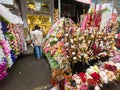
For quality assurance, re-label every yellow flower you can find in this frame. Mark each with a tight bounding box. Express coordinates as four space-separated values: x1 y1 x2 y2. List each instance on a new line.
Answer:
93 65 99 73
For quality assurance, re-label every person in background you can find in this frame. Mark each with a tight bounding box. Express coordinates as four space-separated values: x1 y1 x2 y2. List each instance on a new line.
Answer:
31 25 43 59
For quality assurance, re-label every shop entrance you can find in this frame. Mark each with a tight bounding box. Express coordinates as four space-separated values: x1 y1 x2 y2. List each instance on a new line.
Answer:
27 15 51 37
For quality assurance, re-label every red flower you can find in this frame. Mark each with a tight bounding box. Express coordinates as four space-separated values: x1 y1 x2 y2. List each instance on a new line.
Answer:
91 72 100 83
78 72 86 83
87 79 96 86
104 64 117 74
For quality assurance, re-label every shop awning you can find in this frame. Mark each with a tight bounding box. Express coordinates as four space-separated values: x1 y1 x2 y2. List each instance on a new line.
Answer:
75 0 92 4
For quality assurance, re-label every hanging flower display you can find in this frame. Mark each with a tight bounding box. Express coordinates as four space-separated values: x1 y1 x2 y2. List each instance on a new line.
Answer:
0 39 10 56
0 4 25 81
7 24 20 56
0 58 8 80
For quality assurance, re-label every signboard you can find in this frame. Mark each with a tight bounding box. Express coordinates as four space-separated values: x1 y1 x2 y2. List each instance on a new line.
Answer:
75 0 92 4
0 0 14 5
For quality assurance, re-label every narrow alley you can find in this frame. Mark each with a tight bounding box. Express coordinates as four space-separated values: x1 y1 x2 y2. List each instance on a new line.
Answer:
0 46 52 90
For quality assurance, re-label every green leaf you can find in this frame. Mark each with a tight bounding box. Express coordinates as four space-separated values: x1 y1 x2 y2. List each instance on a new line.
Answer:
50 41 57 45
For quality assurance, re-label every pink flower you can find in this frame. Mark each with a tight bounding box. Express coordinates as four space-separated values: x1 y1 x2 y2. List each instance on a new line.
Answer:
43 48 50 53
110 55 120 63
80 84 88 90
0 40 10 56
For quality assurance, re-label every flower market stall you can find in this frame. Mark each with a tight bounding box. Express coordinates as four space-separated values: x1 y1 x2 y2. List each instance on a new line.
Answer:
0 4 26 80
43 1 120 89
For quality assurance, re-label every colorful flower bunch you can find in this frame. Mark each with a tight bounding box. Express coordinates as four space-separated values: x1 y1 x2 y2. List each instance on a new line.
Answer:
65 59 120 90
0 58 8 80
109 54 120 63
43 17 119 86
43 18 75 84
7 24 20 56
0 28 4 39
63 21 118 64
0 38 8 79
0 39 10 56
6 24 26 55
115 33 120 49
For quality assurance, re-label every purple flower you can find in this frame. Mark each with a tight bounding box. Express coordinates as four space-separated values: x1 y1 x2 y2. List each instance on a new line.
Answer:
110 55 120 63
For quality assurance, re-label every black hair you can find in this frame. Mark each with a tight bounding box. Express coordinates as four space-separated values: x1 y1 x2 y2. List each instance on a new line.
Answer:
35 25 40 30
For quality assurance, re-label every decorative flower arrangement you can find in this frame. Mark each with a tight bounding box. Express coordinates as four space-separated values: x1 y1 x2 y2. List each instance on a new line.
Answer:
1 21 8 35
109 54 120 63
0 39 10 56
7 24 20 56
42 2 120 90
0 29 4 40
0 48 5 59
43 16 119 86
65 60 120 90
0 12 25 80
10 50 17 63
115 33 120 49
63 21 118 64
43 18 75 84
0 58 8 80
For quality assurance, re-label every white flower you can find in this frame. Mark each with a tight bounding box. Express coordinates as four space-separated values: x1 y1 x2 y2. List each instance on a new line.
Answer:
64 42 69 46
53 37 58 41
72 52 76 55
0 48 5 61
66 56 69 58
71 45 75 48
66 48 69 51
99 71 108 84
70 39 74 43
76 79 81 84
94 85 101 90
73 57 77 60
65 33 69 36
115 63 120 70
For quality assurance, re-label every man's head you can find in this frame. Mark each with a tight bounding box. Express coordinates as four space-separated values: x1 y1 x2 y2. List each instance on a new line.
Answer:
35 25 40 30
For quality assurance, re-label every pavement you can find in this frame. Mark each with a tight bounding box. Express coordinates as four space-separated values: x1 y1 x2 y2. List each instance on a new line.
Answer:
0 46 52 90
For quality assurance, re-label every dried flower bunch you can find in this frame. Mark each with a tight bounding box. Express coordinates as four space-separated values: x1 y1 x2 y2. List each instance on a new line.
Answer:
64 22 119 64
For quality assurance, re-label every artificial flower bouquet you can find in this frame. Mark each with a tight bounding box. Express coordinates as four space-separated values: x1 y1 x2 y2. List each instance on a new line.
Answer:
65 58 120 90
43 17 120 87
115 33 120 49
0 58 8 80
